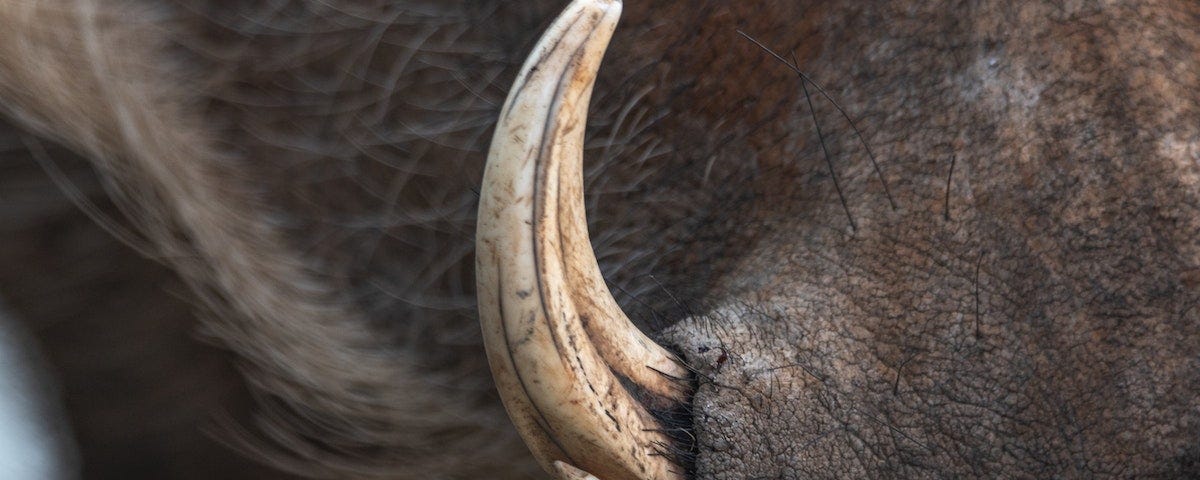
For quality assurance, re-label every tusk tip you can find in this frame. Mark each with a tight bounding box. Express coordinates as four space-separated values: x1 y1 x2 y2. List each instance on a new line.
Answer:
552 461 602 480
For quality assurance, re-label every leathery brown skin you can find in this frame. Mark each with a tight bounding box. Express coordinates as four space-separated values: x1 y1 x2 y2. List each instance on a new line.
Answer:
3 0 1199 477
476 0 690 479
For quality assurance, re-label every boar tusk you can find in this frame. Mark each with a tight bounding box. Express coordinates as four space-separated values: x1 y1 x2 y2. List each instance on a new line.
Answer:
553 461 603 480
475 0 689 479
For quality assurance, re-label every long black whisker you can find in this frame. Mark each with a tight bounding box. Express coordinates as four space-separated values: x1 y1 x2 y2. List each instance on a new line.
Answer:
798 64 857 231
944 154 956 222
611 282 666 327
648 274 694 318
738 30 897 211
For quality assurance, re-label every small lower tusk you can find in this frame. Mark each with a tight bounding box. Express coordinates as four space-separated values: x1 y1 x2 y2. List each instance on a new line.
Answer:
553 461 602 480
475 0 689 479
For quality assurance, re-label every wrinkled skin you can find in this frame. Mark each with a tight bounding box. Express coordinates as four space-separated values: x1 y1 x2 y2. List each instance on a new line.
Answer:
0 0 1197 479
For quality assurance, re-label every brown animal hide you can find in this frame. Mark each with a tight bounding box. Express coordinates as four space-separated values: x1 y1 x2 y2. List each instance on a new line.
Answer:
0 0 1198 479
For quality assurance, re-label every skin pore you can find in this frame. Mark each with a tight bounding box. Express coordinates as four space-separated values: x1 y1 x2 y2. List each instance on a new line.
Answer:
635 1 1200 477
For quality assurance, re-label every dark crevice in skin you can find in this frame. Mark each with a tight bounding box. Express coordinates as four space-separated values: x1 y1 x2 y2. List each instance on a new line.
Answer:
628 1 1200 477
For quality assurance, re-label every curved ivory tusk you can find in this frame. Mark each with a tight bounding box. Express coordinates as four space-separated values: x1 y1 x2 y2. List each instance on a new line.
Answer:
476 0 689 479
553 461 602 480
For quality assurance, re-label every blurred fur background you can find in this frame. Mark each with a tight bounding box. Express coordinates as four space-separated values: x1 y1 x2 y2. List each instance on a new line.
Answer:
0 1 727 478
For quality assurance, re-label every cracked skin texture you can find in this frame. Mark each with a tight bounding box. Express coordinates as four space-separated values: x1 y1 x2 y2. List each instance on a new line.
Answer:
593 0 1200 478
1 0 1197 477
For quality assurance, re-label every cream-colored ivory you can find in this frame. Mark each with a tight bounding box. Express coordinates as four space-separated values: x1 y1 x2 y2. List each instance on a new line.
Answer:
553 461 603 480
475 0 689 478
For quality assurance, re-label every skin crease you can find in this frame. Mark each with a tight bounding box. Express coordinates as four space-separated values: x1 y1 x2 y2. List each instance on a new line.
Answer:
644 1 1200 477
0 0 1197 479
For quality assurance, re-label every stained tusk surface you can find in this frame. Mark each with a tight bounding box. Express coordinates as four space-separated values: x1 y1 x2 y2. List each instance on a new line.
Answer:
553 461 603 480
475 0 689 479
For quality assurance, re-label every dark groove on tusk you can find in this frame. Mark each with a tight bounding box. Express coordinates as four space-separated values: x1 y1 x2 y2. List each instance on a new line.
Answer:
479 1 686 476
504 10 589 124
606 410 620 431
496 265 577 467
529 15 602 366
